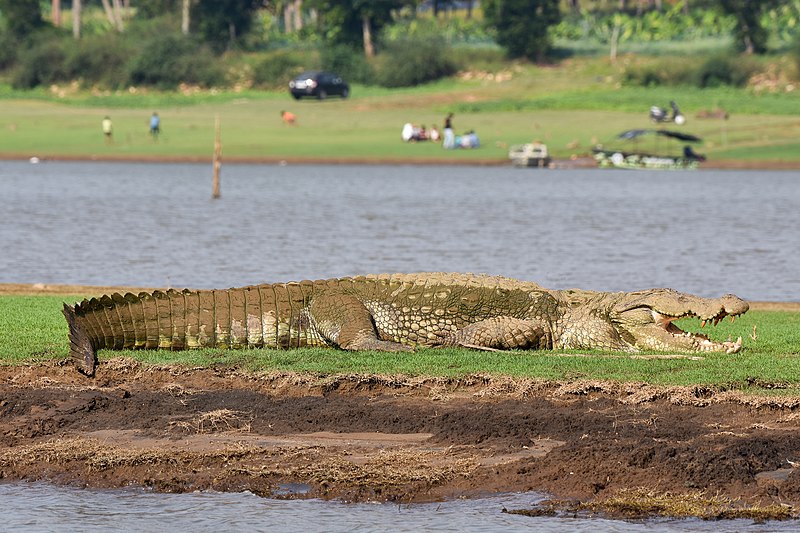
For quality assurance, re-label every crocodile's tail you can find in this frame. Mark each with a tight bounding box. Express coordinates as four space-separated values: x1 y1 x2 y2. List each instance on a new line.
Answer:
63 303 98 377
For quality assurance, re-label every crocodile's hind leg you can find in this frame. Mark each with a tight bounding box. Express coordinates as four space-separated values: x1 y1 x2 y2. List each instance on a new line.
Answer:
308 294 413 351
440 317 551 351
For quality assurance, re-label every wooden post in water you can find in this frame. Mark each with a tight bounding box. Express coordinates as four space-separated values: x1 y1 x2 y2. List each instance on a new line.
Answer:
212 115 222 199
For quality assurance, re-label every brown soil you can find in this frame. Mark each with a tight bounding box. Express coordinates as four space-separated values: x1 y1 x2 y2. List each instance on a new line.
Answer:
4 283 800 517
3 361 800 516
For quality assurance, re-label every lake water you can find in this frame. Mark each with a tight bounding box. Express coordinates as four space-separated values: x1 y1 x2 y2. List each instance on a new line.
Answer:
1 161 798 301
1 160 799 530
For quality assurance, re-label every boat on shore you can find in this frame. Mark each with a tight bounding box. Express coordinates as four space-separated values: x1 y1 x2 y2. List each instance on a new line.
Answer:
508 142 552 168
593 129 705 170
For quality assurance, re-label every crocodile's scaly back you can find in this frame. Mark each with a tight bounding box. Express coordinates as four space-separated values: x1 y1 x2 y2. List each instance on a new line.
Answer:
63 273 556 376
64 273 749 377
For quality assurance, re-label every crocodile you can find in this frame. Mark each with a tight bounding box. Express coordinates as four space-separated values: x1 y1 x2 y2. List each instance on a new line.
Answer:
63 272 748 376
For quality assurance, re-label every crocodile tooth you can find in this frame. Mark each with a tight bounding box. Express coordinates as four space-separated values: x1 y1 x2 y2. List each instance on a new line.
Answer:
701 320 707 328
726 337 743 354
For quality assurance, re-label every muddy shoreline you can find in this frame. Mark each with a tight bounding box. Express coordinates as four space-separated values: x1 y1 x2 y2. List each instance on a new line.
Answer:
3 361 800 518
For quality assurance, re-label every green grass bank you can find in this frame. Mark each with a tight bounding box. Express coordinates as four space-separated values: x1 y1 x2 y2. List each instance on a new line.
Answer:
3 293 799 393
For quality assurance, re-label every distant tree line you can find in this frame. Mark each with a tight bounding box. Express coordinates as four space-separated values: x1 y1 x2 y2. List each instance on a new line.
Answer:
0 0 797 90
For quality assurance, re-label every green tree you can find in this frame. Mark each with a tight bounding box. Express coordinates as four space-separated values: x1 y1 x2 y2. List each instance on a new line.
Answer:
308 0 414 57
191 0 261 51
483 0 561 62
135 0 182 19
715 0 782 54
0 0 46 38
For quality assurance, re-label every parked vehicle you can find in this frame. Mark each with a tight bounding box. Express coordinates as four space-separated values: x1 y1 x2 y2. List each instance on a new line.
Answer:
650 100 686 125
289 71 349 100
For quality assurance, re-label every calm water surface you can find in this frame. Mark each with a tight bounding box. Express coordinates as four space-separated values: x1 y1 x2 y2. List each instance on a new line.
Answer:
1 483 796 533
1 161 798 301
1 161 799 530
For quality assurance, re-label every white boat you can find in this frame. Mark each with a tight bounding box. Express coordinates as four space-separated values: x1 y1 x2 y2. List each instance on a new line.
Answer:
509 143 551 168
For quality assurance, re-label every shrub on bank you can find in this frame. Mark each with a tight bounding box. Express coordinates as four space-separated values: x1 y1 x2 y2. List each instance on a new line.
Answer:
65 34 134 89
623 53 762 88
127 33 224 89
374 37 458 88
251 49 310 88
319 44 373 85
11 36 69 89
791 33 800 81
622 57 696 87
693 53 759 88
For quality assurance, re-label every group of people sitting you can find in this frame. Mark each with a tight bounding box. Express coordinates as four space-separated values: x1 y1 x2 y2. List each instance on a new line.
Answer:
401 123 440 142
453 130 480 149
401 123 479 149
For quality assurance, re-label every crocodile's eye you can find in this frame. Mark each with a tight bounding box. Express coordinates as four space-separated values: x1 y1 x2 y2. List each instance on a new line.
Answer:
617 307 655 325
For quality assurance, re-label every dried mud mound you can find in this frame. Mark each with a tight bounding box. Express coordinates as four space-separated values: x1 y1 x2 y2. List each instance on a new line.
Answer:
2 360 800 516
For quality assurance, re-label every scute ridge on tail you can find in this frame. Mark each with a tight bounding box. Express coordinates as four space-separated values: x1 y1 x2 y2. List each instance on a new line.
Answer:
62 303 98 377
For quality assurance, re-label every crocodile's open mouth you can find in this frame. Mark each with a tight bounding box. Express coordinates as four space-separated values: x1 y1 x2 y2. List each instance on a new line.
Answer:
654 310 744 354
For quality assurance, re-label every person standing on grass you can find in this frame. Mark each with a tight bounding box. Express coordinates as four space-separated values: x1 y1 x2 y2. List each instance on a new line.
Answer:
443 113 455 149
150 112 160 140
102 116 113 144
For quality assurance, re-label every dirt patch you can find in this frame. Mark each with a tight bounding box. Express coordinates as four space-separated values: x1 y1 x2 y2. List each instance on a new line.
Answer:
2 361 800 517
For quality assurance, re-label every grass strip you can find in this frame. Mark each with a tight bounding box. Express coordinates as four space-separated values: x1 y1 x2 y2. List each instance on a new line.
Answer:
1 294 799 392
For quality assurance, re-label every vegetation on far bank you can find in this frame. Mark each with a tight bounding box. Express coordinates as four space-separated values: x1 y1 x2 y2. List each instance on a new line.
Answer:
2 294 799 394
2 66 799 164
1 2 800 164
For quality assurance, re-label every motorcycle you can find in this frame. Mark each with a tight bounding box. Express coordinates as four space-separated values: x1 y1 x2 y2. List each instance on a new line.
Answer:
650 100 685 125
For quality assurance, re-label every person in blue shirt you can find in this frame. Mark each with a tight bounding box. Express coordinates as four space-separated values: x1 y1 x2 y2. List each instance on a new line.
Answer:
150 112 160 140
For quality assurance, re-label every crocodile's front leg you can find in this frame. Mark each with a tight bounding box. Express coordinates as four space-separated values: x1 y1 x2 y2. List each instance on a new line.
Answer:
439 317 552 351
308 293 413 351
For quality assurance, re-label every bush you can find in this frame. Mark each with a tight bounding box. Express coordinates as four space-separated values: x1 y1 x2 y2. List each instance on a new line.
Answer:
319 44 372 85
127 33 224 89
251 49 309 88
622 58 696 87
65 34 134 89
790 34 800 81
693 54 758 88
10 35 70 88
623 54 760 88
374 37 457 88
0 31 18 70
448 45 507 72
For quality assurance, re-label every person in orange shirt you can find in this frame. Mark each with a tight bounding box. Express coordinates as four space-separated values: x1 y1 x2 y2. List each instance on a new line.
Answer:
281 110 297 125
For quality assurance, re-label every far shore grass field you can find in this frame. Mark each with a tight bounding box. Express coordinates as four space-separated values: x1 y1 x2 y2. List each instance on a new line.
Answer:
2 57 800 167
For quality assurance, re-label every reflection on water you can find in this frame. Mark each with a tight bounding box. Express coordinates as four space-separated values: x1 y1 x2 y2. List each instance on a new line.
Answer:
0 483 794 533
0 161 798 301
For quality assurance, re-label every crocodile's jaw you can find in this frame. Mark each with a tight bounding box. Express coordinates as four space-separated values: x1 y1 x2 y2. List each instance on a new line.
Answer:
610 290 749 354
623 315 744 353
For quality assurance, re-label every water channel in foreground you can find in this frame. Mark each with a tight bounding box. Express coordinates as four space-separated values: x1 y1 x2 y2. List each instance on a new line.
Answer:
1 483 797 533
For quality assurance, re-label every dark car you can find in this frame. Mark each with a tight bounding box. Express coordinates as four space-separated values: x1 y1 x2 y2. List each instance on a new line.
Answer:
289 71 349 100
